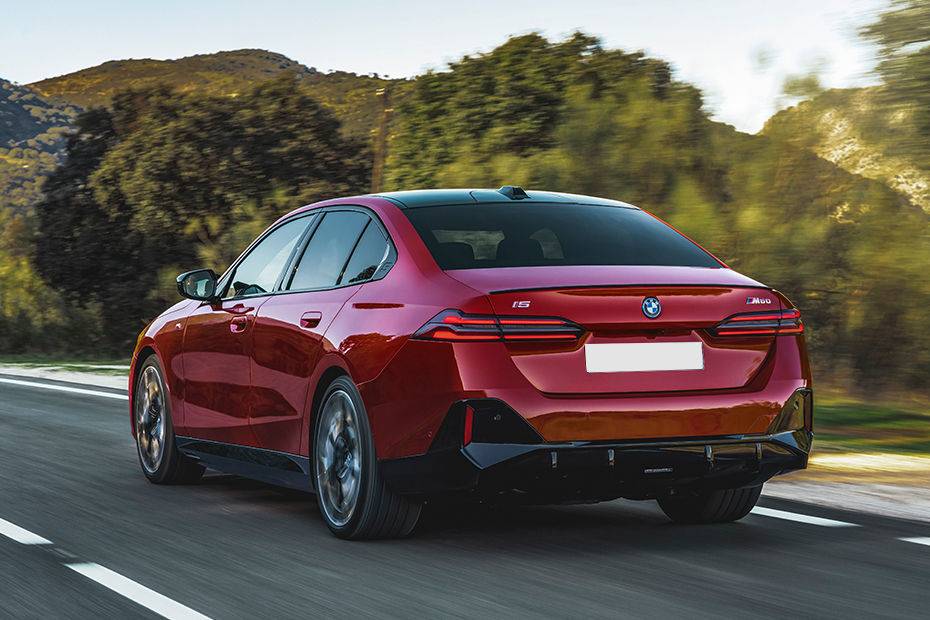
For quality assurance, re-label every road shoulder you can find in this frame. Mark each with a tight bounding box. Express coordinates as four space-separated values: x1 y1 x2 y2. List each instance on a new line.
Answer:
0 364 127 390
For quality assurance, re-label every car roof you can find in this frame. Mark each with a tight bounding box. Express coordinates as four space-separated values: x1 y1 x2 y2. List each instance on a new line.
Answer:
369 188 638 210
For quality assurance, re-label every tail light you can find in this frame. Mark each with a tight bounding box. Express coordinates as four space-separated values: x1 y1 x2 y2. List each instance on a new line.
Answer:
413 310 583 342
714 308 803 337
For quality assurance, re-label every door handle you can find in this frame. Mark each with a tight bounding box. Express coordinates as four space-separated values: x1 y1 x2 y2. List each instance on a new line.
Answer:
230 316 251 333
227 304 255 315
300 311 322 329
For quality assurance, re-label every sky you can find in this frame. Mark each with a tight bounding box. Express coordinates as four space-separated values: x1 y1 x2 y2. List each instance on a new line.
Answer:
2 0 889 133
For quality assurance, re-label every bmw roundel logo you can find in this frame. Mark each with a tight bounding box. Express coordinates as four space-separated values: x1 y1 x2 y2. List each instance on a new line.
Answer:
642 296 661 319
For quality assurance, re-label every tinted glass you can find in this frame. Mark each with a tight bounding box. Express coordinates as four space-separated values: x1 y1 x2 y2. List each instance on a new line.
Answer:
223 216 310 298
340 222 390 285
404 204 720 270
289 211 369 290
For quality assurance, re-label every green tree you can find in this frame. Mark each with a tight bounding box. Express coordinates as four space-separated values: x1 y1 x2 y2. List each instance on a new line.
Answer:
36 76 370 351
383 31 930 395
35 107 146 343
861 0 930 162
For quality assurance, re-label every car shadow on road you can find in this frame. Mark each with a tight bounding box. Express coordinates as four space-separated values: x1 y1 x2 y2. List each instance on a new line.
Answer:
197 472 313 504
191 471 818 555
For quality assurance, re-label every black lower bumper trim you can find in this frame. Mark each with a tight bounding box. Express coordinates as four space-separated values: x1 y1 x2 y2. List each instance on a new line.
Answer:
380 430 811 501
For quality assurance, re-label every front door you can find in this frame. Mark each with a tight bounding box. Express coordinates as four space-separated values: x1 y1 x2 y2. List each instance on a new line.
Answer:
182 298 268 444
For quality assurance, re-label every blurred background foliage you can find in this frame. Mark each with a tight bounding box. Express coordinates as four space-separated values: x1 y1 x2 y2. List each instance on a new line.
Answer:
0 0 929 400
31 79 370 344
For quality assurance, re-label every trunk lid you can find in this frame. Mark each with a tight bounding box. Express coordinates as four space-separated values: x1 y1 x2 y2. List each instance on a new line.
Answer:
447 266 778 395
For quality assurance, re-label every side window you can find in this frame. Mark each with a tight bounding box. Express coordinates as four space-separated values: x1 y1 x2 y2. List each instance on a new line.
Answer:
288 211 369 290
223 216 310 299
341 222 390 285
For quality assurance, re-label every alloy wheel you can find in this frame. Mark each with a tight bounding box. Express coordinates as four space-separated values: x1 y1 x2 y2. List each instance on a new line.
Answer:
135 365 167 474
315 389 363 527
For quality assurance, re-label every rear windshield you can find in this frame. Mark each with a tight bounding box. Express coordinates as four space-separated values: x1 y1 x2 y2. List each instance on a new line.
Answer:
403 204 721 270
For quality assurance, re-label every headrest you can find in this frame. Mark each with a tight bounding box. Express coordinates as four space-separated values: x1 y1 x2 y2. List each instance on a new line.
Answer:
496 237 544 262
436 241 475 268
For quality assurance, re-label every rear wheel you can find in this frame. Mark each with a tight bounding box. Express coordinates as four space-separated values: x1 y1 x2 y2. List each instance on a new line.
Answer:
657 485 762 524
313 376 421 539
134 355 204 485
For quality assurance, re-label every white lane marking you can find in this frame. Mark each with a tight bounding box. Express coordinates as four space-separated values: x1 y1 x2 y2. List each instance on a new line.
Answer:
0 518 52 545
66 563 212 620
0 377 128 401
900 537 930 547
751 506 859 527
1 516 209 618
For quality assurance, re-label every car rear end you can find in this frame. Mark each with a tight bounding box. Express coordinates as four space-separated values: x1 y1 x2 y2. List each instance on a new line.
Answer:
376 196 812 504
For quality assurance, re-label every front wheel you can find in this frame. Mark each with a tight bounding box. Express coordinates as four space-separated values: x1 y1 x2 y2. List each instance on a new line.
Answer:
134 355 204 485
313 376 421 539
657 485 762 524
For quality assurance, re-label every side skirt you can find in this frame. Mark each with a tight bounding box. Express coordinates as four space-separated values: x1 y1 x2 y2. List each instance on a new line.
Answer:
176 437 312 492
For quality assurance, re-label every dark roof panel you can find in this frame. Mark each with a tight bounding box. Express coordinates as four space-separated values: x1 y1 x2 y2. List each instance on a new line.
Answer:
372 188 638 209
371 189 477 208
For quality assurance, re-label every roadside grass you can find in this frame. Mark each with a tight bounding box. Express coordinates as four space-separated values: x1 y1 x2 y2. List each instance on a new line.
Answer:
0 354 130 376
814 398 930 454
54 365 129 376
0 354 130 365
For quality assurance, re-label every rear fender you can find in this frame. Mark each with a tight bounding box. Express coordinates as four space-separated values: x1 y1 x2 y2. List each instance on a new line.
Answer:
297 354 353 458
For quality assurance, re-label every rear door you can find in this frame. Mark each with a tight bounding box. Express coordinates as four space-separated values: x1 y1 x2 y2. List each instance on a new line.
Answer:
249 209 393 454
181 215 313 445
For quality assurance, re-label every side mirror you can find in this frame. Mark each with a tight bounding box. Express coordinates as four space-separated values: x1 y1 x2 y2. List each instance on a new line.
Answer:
176 269 219 301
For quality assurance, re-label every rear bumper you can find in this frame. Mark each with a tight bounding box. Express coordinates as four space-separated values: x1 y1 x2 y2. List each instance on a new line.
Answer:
380 429 811 502
365 335 812 459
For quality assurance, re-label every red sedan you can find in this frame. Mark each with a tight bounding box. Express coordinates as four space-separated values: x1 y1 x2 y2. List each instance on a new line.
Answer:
130 187 812 539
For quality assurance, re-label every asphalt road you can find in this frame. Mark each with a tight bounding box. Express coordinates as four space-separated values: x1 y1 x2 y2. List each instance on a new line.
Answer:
2 374 930 619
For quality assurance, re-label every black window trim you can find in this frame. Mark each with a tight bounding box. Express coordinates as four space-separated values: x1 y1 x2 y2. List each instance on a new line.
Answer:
210 204 397 304
337 219 372 285
280 204 397 296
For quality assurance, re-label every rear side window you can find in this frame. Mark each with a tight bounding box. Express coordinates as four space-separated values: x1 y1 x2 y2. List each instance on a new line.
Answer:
341 222 390 285
288 211 369 290
404 204 720 270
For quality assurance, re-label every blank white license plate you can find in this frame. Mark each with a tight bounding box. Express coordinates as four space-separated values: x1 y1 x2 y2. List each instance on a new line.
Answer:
585 342 704 373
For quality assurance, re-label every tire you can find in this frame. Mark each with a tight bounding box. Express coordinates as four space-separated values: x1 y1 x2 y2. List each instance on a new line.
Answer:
133 355 205 485
312 376 421 539
657 485 762 524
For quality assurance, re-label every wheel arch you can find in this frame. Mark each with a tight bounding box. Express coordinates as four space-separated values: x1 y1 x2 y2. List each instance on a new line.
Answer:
302 362 352 460
129 344 159 435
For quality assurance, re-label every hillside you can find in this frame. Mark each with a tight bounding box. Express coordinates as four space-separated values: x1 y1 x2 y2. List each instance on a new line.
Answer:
30 49 315 107
2 50 398 213
29 49 398 138
0 79 77 212
762 87 930 212
1 79 76 149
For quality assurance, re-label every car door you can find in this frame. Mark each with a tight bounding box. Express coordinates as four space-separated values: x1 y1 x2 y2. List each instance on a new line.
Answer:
181 215 314 445
249 209 394 454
